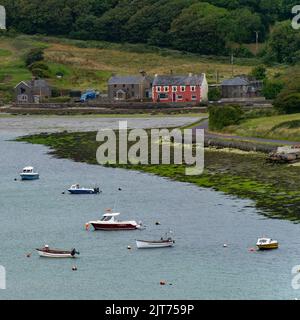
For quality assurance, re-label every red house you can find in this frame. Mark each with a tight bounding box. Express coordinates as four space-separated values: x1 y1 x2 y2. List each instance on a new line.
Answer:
152 73 208 103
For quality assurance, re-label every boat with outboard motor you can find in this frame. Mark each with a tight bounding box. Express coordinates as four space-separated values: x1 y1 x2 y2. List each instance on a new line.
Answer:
36 245 80 258
136 231 175 249
68 184 100 194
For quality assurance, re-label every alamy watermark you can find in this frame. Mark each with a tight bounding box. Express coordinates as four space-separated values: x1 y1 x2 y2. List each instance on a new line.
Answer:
0 265 6 289
0 5 6 30
292 5 300 30
96 121 204 176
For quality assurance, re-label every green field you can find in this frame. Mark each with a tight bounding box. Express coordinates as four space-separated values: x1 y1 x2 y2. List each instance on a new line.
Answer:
0 34 283 104
222 113 300 142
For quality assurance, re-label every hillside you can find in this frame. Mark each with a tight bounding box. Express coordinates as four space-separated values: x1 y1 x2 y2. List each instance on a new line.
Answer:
0 34 283 103
2 0 300 63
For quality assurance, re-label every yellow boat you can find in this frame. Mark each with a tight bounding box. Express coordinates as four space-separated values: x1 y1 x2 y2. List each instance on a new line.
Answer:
256 238 279 250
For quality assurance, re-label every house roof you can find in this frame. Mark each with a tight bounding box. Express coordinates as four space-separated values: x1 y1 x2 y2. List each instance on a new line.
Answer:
153 74 205 86
15 79 50 89
221 77 250 86
108 75 147 85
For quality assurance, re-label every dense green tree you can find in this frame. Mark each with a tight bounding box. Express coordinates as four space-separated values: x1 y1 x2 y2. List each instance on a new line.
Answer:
263 20 300 64
170 3 230 55
0 0 298 62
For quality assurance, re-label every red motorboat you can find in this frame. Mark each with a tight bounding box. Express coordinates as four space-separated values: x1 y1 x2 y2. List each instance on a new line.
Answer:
87 211 144 231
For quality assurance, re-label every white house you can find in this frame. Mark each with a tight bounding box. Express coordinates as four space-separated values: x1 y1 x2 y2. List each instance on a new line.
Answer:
0 5 6 30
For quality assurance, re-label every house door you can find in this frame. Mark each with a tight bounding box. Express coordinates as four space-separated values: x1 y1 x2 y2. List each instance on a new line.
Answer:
173 93 176 102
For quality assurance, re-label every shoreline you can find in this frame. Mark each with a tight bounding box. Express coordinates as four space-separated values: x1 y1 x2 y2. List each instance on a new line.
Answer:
16 130 300 222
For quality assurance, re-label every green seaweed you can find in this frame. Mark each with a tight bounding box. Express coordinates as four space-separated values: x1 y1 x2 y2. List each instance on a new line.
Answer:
16 131 300 222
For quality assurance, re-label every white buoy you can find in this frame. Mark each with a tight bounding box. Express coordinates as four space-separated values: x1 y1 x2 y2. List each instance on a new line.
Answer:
223 244 228 248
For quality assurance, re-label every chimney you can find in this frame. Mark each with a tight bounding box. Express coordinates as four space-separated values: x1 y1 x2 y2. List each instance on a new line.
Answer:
140 70 146 77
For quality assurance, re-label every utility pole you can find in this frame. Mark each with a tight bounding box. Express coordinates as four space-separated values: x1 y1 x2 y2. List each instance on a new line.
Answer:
231 54 234 78
255 31 259 55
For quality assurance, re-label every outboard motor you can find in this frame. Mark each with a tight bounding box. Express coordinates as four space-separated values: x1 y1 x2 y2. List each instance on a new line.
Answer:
71 248 80 256
94 187 100 194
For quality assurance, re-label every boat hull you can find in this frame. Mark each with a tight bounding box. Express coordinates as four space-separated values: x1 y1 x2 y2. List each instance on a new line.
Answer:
91 223 138 231
257 243 279 250
136 240 174 249
37 250 76 258
20 174 39 180
68 189 97 194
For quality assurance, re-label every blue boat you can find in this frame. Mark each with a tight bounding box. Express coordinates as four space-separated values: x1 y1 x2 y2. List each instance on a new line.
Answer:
20 167 39 180
68 184 100 195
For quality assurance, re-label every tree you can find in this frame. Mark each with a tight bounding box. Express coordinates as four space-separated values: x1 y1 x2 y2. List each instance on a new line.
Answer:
25 48 44 66
170 3 230 55
263 20 300 64
250 65 267 80
209 105 243 130
274 93 300 114
262 80 284 99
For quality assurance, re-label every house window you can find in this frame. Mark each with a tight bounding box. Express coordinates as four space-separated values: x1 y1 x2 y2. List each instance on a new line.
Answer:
114 85 117 88
156 86 161 92
180 86 186 92
132 84 134 89
159 93 168 99
164 86 169 92
191 86 196 92
177 95 183 100
123 84 126 88
172 86 177 92
192 95 197 100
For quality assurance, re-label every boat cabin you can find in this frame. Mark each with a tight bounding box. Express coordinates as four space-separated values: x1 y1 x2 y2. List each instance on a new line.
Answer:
70 184 80 189
22 167 35 173
101 213 120 222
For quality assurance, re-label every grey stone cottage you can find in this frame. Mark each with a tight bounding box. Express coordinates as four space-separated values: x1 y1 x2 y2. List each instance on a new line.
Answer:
221 76 263 99
15 79 52 103
108 72 152 101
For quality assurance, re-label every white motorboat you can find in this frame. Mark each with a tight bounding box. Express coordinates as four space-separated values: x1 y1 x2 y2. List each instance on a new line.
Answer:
20 166 39 180
256 237 279 250
68 184 100 194
87 210 144 231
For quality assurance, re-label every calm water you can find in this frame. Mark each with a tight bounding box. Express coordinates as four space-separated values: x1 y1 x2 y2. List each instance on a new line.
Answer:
0 117 300 300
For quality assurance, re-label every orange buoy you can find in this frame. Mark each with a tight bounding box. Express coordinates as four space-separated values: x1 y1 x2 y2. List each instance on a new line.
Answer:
160 281 166 286
85 223 90 231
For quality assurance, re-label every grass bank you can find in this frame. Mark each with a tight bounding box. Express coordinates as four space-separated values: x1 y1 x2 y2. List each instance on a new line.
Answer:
17 130 300 222
222 113 300 142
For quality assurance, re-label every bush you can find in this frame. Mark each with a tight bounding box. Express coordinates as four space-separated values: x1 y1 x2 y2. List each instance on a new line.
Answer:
31 68 50 78
262 80 284 100
25 48 44 66
208 87 221 101
250 65 267 80
209 105 243 131
274 93 300 114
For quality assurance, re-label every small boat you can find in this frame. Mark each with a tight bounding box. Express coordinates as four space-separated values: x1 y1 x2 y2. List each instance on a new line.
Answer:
87 210 144 231
256 237 279 250
36 245 80 258
20 167 39 180
136 232 175 249
68 184 100 195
